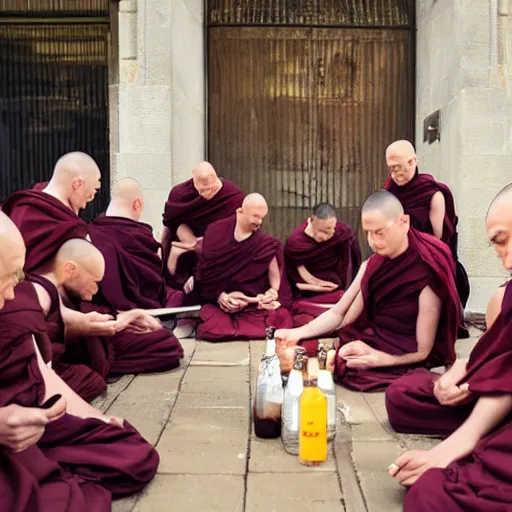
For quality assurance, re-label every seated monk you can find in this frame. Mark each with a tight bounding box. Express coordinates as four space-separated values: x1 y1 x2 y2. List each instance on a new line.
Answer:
89 177 182 311
161 161 245 294
284 202 361 327
2 152 100 273
36 238 183 383
0 211 158 511
385 183 512 511
194 193 293 341
275 190 459 391
384 140 470 330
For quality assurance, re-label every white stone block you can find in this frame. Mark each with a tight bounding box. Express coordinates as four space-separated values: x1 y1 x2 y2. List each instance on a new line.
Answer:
140 188 171 232
119 0 137 13
112 152 173 190
119 11 138 60
145 0 172 85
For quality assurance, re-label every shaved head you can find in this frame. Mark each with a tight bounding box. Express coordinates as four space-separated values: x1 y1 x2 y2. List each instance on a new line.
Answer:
55 239 105 301
385 140 417 187
237 193 269 234
0 211 26 308
107 177 144 221
192 162 222 200
362 190 404 220
486 182 512 272
307 203 337 243
361 190 409 258
312 203 337 220
46 152 101 213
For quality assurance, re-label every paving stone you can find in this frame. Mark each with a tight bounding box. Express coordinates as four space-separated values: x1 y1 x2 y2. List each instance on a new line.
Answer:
192 341 249 365
132 474 244 512
179 337 197 362
246 473 344 512
352 441 405 512
249 435 337 473
169 402 249 430
92 374 135 413
112 495 137 512
179 366 249 396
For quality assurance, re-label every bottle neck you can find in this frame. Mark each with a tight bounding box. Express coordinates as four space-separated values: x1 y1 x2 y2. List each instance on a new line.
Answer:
265 338 276 357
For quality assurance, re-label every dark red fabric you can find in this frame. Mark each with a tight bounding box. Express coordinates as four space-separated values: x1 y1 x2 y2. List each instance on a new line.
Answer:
291 290 344 328
161 178 245 287
88 215 182 311
461 280 512 393
0 284 158 509
2 190 89 273
285 220 361 290
333 228 459 391
28 274 106 402
195 216 293 340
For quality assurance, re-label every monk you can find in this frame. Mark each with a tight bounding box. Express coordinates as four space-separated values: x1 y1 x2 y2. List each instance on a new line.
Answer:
284 202 361 327
275 190 460 391
36 238 184 384
161 161 245 292
89 177 182 311
0 211 158 511
194 193 293 341
384 140 470 312
2 152 100 272
385 183 512 512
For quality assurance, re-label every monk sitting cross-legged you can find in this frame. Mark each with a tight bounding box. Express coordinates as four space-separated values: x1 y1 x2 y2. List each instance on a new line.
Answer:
34 239 183 385
89 177 183 311
194 193 293 341
161 161 245 294
275 190 459 391
385 183 512 512
0 211 158 512
284 202 361 327
2 152 100 273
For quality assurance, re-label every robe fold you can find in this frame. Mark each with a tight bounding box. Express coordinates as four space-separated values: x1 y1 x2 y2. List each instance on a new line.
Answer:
332 228 459 391
195 216 293 340
0 282 158 511
162 178 245 288
29 274 107 402
384 170 470 309
386 281 512 512
284 220 361 326
2 190 89 273
88 215 182 311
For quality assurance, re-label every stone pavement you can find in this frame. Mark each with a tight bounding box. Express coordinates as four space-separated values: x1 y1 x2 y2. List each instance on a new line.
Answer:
95 329 481 512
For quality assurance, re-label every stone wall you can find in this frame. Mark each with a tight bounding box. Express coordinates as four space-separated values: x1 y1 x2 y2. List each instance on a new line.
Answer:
416 0 512 313
109 0 205 239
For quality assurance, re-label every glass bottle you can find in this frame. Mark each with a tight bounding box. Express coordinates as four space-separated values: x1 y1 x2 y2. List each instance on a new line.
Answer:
318 343 336 441
253 326 283 439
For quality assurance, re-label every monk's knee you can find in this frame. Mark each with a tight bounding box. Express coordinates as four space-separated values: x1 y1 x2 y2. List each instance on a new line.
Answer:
404 469 460 512
385 379 415 432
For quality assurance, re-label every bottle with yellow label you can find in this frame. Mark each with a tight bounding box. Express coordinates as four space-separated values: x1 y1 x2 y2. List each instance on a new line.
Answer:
298 357 327 466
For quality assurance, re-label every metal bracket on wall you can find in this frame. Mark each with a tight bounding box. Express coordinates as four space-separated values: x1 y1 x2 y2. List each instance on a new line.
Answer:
423 110 440 144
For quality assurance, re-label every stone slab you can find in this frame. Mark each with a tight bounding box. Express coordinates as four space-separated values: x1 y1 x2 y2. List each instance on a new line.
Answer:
179 366 249 396
92 374 135 413
132 474 244 512
192 341 249 365
169 402 249 430
246 473 344 512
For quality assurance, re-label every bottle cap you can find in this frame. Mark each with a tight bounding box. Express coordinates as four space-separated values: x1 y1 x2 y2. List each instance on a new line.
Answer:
265 326 276 340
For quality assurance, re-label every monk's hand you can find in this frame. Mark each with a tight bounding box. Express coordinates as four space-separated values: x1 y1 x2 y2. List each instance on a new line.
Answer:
218 292 247 313
389 448 452 487
184 276 194 294
275 329 301 347
116 310 162 333
83 311 117 337
259 300 281 311
339 340 382 370
317 280 339 291
0 403 65 452
108 416 125 429
434 380 472 407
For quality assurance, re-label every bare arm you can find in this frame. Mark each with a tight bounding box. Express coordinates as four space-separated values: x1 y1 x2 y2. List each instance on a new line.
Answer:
268 256 281 294
294 261 367 340
297 265 321 285
60 304 116 339
429 191 446 239
379 285 441 367
485 286 506 330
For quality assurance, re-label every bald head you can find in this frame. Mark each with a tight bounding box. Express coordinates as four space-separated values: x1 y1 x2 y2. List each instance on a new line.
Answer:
308 203 337 243
0 211 26 309
192 162 222 200
237 193 269 233
46 152 101 213
486 182 512 272
55 239 105 301
362 190 404 220
385 140 417 186
106 177 144 221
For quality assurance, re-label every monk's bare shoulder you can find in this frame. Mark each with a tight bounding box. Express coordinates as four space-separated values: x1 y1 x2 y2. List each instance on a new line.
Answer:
486 286 507 330
32 282 51 316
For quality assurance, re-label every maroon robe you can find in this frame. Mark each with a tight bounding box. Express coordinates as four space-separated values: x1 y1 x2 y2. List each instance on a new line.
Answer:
330 228 459 391
384 170 470 309
397 281 512 512
284 220 361 327
162 178 245 288
2 190 88 273
29 274 107 402
88 215 182 311
195 216 293 341
0 281 158 511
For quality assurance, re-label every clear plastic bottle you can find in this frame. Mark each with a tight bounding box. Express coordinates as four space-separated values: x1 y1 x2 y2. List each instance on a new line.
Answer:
253 326 284 439
281 347 307 455
318 344 336 441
